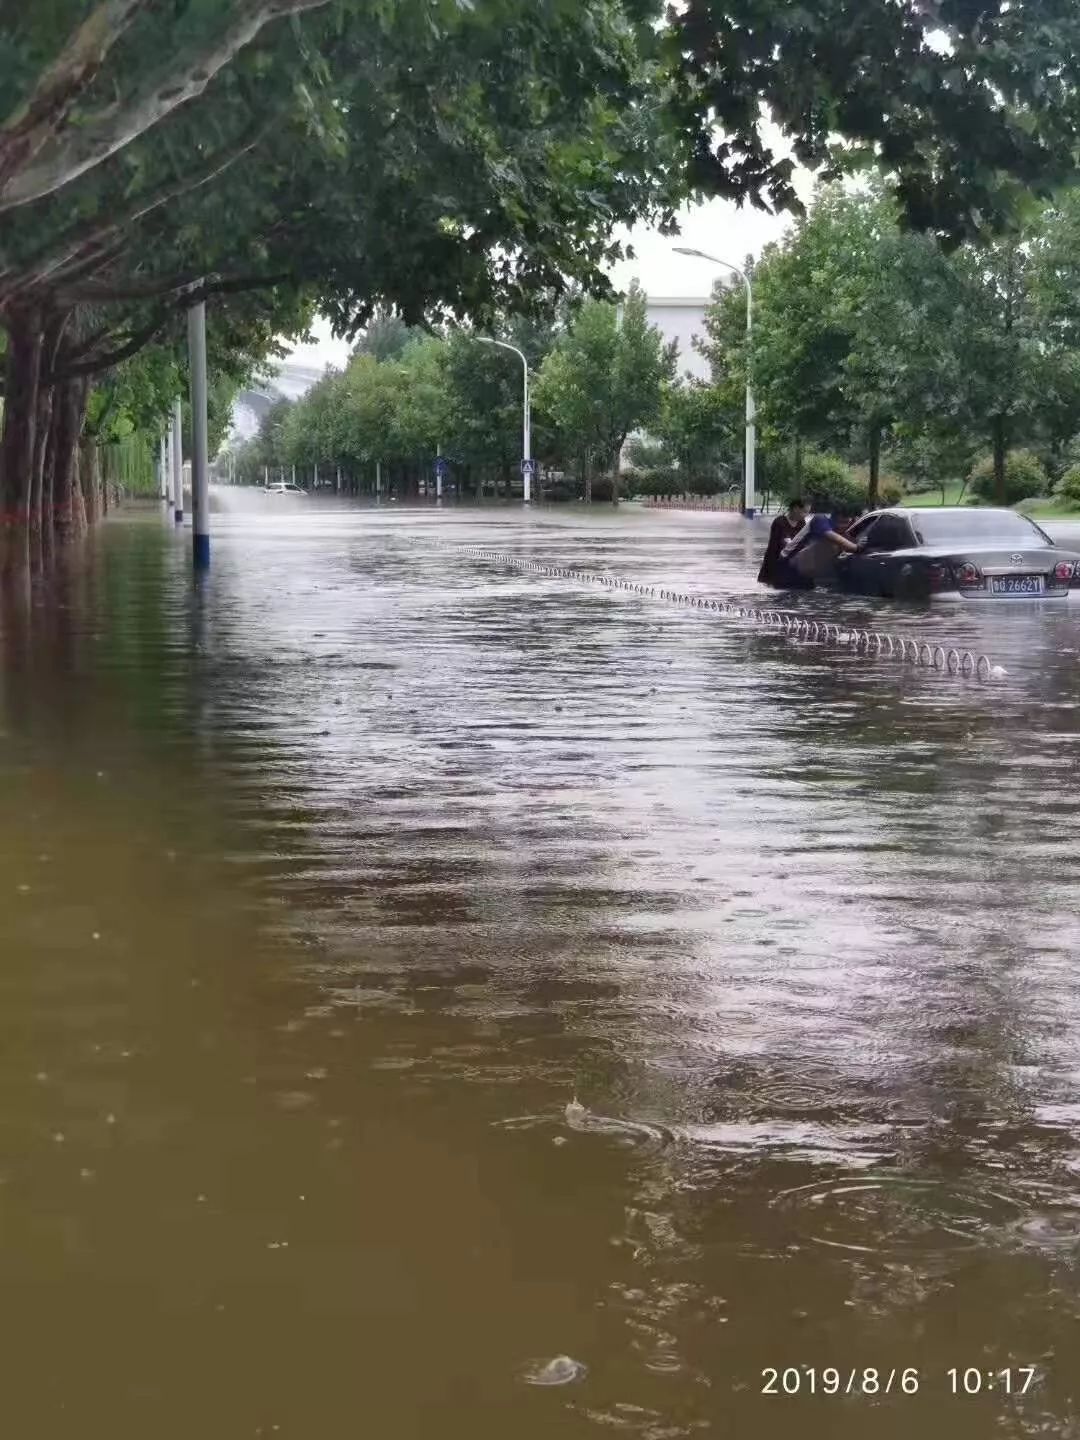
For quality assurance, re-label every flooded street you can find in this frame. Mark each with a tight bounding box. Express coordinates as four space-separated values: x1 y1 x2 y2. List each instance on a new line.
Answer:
4 493 1080 1438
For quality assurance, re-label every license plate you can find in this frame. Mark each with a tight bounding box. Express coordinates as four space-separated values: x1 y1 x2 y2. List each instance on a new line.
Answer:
990 574 1043 595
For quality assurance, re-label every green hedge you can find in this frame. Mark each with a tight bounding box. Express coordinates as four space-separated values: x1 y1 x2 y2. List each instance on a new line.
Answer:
879 478 904 505
1058 464 1080 504
969 450 1048 505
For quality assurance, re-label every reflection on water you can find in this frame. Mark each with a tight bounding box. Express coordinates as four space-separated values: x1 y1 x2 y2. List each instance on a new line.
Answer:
1 494 1080 1438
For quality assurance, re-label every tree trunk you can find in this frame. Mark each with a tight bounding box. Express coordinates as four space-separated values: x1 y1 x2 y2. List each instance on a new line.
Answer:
992 414 1007 505
0 304 44 578
583 457 592 504
28 312 68 560
79 436 101 526
867 422 881 508
52 378 88 541
29 379 55 566
71 451 87 534
794 435 803 493
40 384 63 562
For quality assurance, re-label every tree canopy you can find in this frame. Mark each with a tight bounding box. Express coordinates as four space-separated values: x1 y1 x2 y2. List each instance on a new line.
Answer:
231 290 677 500
668 0 1080 244
6 0 1080 567
696 181 1080 505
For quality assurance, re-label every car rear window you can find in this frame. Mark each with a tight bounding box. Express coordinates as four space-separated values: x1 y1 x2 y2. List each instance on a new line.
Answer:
912 510 1051 546
864 515 916 550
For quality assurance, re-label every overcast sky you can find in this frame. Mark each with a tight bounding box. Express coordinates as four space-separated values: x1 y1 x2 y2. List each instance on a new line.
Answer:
284 148 816 371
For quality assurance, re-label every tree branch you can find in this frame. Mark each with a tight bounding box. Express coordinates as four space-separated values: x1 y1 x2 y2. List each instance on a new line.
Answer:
40 260 300 384
11 121 267 300
190 270 296 301
60 265 298 307
63 321 119 364
0 0 332 214
0 0 150 194
59 272 205 305
48 310 173 383
40 238 129 291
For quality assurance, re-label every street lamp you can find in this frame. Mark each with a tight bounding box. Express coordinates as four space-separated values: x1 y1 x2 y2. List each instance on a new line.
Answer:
476 336 533 504
673 246 757 517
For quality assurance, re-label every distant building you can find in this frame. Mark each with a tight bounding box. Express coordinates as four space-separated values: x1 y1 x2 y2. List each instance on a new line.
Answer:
229 359 330 443
644 296 711 382
272 360 327 400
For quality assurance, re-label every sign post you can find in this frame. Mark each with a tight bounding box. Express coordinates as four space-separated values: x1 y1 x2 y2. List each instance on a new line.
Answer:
521 457 537 502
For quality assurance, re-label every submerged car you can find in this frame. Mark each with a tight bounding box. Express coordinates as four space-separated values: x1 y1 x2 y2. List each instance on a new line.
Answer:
832 506 1080 600
264 482 307 496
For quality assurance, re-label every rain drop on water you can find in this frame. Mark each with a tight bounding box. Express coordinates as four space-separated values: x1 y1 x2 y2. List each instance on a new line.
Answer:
519 1355 587 1387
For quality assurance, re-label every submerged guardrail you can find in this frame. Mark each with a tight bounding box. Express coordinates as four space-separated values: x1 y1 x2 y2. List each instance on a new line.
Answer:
415 538 1006 683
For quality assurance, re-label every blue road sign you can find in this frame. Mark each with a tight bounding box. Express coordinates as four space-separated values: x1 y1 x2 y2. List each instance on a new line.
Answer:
520 458 537 477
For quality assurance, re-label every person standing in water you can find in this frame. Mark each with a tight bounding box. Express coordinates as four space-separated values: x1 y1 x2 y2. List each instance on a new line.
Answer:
757 497 807 587
781 498 860 587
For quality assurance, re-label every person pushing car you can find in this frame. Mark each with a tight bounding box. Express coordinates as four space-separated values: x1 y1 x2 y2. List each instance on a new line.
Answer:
781 498 860 587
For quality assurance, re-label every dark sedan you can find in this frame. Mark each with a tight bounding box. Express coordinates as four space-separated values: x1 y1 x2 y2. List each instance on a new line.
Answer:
831 506 1080 601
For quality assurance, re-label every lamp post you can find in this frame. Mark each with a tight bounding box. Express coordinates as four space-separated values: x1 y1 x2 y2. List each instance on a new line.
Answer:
476 337 532 504
673 246 756 517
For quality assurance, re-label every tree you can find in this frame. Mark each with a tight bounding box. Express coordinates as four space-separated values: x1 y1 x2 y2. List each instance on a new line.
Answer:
668 0 1080 246
390 338 454 486
653 381 737 485
0 0 691 570
0 0 332 215
352 311 420 365
700 186 980 505
8 0 1080 573
890 421 980 505
534 284 676 501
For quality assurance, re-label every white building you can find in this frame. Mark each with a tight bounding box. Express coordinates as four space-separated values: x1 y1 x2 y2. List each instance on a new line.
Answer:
644 296 711 382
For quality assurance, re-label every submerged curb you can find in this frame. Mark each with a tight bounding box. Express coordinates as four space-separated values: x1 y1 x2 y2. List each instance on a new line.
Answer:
415 539 1004 683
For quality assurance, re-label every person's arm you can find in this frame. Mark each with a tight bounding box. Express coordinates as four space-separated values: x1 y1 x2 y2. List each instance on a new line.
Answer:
826 530 860 554
781 519 812 557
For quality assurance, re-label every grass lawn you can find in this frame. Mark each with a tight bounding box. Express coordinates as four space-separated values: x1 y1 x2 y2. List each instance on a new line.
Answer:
900 483 1080 523
902 482 968 507
1020 496 1080 524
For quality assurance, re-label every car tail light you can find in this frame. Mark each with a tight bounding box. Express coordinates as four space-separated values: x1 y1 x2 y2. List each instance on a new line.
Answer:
1055 561 1074 583
954 562 982 588
927 563 950 591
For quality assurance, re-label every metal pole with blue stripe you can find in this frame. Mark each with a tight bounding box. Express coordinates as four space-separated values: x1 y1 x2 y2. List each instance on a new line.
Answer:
187 302 210 569
171 398 183 523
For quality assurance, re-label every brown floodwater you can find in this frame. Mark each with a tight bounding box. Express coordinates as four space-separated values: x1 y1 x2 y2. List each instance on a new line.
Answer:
3 491 1080 1439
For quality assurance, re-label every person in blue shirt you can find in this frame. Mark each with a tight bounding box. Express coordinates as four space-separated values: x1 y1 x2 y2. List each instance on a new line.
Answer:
781 499 860 586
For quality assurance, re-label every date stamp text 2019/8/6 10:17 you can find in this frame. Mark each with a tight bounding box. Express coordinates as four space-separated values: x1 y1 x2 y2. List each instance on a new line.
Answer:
760 1367 1039 1397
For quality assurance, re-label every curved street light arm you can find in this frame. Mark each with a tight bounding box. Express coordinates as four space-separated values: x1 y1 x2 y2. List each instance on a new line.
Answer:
475 336 532 503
